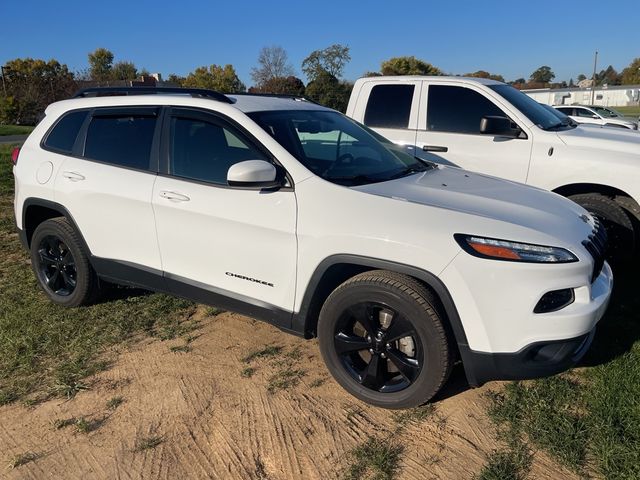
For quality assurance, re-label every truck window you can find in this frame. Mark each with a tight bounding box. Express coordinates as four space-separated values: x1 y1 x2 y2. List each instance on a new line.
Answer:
427 85 505 134
364 84 414 129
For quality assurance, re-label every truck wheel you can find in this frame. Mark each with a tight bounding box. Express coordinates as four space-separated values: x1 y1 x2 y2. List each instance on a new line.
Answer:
30 218 101 307
569 193 635 263
318 270 452 409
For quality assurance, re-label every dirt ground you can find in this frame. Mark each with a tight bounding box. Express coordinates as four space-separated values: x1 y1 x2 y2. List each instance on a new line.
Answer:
0 309 578 479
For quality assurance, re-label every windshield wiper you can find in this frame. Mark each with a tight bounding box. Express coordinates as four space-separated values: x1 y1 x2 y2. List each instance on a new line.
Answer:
325 174 382 186
388 164 429 180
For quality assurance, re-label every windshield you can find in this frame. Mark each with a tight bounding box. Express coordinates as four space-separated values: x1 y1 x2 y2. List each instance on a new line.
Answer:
592 106 622 118
248 110 431 186
490 84 564 130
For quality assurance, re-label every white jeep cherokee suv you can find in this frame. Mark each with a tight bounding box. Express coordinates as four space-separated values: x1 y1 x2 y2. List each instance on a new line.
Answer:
347 76 640 261
12 87 612 408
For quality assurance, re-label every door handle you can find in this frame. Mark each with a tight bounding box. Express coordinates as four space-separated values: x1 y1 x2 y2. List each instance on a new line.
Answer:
422 145 448 153
159 190 190 202
62 171 85 182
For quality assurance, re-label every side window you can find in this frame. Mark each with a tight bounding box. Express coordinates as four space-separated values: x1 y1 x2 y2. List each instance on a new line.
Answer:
557 107 573 115
170 115 268 185
364 84 415 128
84 111 157 170
43 110 88 153
576 108 595 118
427 85 506 134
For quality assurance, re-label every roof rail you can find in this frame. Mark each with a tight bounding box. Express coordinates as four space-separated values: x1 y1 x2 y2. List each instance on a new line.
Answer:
231 92 318 104
72 86 233 103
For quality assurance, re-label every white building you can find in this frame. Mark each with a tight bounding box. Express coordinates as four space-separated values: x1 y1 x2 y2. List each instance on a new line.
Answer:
524 84 640 107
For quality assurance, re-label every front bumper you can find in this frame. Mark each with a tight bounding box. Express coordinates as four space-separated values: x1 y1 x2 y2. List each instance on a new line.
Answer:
454 260 612 386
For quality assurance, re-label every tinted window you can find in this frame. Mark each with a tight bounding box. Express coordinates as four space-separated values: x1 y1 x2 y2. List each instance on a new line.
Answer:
556 107 573 115
576 108 596 118
427 85 506 134
170 116 267 185
489 84 563 130
44 111 88 153
84 113 156 170
364 84 415 128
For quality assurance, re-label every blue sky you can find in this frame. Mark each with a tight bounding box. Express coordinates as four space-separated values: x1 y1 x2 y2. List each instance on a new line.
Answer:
1 0 638 85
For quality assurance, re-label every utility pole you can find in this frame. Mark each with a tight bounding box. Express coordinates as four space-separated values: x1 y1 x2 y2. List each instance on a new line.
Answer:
0 66 6 96
590 50 598 105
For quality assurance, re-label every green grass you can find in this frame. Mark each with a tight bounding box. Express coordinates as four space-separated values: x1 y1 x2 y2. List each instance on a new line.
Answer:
106 396 124 410
241 345 283 363
476 446 531 480
266 367 305 393
134 435 163 452
486 266 640 479
7 451 39 469
0 144 197 405
344 436 403 480
392 404 435 427
0 125 34 136
611 105 640 117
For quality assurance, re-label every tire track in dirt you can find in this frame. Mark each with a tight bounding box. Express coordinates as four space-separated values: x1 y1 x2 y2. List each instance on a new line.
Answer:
1 311 579 479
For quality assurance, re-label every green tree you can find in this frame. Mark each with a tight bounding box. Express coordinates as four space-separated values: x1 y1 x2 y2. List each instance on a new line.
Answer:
596 65 621 86
0 58 75 124
249 76 305 96
302 44 351 81
183 64 245 93
88 48 114 81
529 66 555 84
251 46 294 88
304 71 352 112
511 77 526 85
621 58 640 85
465 70 505 82
110 61 138 81
380 56 442 76
166 73 186 86
577 73 587 82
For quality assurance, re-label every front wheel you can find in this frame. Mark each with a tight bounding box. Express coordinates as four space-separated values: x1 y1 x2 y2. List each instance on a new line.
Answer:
318 270 452 409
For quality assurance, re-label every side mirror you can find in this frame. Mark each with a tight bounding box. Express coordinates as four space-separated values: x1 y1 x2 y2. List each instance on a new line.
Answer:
592 114 599 119
480 116 522 138
227 160 281 188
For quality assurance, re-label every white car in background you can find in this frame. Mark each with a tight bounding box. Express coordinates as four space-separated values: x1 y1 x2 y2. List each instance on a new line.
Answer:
553 105 638 130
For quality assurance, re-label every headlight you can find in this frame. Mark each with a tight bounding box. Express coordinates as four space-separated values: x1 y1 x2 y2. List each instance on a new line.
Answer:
454 234 578 263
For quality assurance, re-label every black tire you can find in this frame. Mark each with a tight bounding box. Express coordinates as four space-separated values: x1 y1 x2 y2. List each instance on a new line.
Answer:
30 217 101 307
569 193 635 263
318 270 452 409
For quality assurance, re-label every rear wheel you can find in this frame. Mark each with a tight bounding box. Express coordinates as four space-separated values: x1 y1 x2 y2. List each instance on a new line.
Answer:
318 270 452 409
569 193 635 264
30 218 101 307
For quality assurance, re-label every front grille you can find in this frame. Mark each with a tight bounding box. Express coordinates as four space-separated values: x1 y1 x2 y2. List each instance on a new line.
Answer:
582 218 607 283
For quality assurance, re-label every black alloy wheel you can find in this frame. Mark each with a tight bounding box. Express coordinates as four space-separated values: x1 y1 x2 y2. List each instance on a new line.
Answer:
37 235 77 296
334 301 423 393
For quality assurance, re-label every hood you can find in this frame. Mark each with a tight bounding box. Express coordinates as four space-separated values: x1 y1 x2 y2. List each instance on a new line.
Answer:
557 125 640 154
353 166 594 245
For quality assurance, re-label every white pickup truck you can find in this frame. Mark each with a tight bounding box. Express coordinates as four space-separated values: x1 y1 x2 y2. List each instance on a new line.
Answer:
346 76 640 260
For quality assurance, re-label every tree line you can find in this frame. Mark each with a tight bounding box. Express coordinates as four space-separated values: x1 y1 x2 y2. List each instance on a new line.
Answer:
2 46 639 125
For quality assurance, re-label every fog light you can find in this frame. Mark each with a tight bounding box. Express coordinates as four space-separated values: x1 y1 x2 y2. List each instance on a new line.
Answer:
534 289 574 314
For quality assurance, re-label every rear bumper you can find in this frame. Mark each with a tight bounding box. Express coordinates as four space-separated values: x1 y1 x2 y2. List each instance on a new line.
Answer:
462 328 595 386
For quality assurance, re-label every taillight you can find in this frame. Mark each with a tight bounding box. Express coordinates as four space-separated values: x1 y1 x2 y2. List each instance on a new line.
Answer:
11 147 20 166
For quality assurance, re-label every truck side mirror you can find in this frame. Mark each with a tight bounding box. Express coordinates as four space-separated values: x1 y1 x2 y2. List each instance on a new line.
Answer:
480 116 522 138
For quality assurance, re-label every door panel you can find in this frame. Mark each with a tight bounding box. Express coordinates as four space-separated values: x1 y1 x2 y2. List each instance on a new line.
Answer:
53 108 161 270
416 83 532 183
152 109 297 313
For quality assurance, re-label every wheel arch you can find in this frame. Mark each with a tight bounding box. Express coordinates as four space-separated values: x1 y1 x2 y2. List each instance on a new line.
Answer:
22 198 92 255
293 255 471 353
553 183 640 220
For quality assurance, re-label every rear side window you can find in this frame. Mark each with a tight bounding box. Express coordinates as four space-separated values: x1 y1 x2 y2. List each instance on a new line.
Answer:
170 115 268 185
43 111 88 153
557 107 573 115
84 112 157 170
364 84 415 129
427 85 505 134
